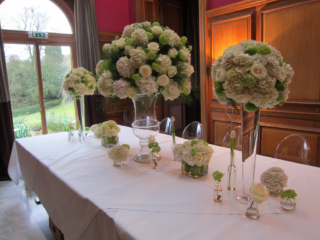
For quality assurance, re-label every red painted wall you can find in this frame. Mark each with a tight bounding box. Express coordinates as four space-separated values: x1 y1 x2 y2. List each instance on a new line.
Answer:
94 0 134 32
208 0 242 9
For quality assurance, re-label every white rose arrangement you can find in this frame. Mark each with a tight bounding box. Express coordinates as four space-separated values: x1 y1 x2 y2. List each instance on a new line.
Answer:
96 22 194 101
91 120 120 138
260 167 288 195
62 67 96 98
173 139 214 177
211 40 294 112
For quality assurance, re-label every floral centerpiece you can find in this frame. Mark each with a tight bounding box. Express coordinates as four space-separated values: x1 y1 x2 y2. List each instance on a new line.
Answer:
62 67 97 142
107 145 129 167
173 139 214 178
91 120 121 148
211 40 294 111
260 167 288 196
96 21 194 101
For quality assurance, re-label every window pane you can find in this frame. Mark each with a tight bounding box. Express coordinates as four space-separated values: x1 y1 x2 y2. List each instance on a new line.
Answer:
0 0 72 34
5 44 41 138
40 45 75 133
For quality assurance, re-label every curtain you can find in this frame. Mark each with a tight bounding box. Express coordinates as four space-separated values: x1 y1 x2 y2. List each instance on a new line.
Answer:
184 0 201 124
0 22 14 181
74 0 105 127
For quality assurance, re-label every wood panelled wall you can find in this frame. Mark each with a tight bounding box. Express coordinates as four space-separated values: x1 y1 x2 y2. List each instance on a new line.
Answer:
98 30 164 126
204 0 320 166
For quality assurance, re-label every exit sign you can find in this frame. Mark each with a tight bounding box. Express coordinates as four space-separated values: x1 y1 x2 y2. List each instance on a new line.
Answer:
28 31 48 39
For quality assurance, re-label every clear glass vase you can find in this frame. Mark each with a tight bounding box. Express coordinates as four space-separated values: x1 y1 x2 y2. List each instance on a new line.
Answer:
68 130 74 142
214 181 223 203
227 152 236 190
246 200 260 220
101 135 119 148
237 104 260 204
181 161 208 178
280 197 296 211
171 142 175 161
113 161 123 167
132 93 160 164
76 97 86 143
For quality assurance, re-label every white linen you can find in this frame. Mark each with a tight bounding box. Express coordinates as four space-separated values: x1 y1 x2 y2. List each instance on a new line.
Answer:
8 126 320 240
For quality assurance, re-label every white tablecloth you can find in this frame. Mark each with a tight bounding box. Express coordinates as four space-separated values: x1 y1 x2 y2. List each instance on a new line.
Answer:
8 126 320 240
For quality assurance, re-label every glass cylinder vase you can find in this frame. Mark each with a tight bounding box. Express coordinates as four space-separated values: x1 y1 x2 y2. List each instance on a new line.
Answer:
227 152 236 190
101 135 119 148
132 93 160 164
76 96 86 143
214 181 223 203
237 104 260 204
181 161 208 178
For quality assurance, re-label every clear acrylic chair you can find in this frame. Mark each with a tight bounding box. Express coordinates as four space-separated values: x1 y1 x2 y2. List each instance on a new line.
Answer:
159 117 172 135
275 134 310 165
223 126 242 151
123 104 135 127
182 121 203 139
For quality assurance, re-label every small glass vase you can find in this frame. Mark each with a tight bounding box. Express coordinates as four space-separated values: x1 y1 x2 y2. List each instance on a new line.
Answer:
113 161 123 167
68 130 74 142
214 181 223 203
268 188 283 197
280 198 296 211
181 161 208 178
151 152 158 169
76 96 86 143
171 142 175 161
227 152 236 190
101 135 119 148
245 200 260 220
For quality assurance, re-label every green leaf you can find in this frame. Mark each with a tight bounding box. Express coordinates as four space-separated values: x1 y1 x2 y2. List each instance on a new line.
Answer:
212 171 225 182
281 189 297 199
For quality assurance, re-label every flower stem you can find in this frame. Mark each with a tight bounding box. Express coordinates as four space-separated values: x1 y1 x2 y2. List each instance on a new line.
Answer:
228 154 234 189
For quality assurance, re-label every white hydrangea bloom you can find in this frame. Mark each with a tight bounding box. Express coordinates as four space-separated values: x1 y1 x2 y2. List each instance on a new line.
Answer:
131 28 149 46
168 48 178 58
113 79 131 99
127 87 138 99
163 29 181 47
96 60 104 76
179 48 191 62
97 72 114 97
122 24 134 38
136 76 158 95
116 38 126 49
156 54 172 74
74 83 88 96
107 145 128 162
116 56 135 78
124 45 133 55
129 47 148 69
161 79 181 101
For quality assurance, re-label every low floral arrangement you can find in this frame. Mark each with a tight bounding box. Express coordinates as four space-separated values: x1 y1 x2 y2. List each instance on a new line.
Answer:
260 167 288 195
91 120 120 139
211 40 294 112
96 21 194 101
62 67 97 98
280 189 297 211
107 145 129 165
173 139 214 177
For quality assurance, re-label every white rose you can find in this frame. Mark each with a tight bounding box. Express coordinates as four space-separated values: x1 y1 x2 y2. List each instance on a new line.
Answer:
147 42 160 53
230 130 236 139
156 74 170 86
139 65 152 77
151 26 163 37
167 66 177 78
116 38 126 49
251 63 268 80
168 48 178 58
215 68 226 82
127 87 138 99
249 183 268 204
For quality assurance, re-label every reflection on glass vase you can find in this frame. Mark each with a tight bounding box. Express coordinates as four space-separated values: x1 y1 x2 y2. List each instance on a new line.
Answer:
132 93 160 164
76 96 86 143
246 200 260 220
237 104 260 204
181 161 208 178
68 130 74 141
101 135 119 148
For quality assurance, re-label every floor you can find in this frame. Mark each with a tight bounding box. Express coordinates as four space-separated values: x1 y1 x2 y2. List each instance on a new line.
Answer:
0 180 55 240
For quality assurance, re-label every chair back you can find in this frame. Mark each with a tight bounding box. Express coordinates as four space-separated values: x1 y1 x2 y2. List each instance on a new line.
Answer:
123 104 135 127
182 121 203 139
159 117 172 135
275 134 310 165
223 126 242 151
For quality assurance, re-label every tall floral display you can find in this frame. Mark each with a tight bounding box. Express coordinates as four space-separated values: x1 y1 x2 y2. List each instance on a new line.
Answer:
96 21 194 163
62 67 96 142
211 40 294 203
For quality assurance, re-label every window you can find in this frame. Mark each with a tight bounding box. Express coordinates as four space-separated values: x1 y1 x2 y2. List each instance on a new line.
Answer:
1 0 77 138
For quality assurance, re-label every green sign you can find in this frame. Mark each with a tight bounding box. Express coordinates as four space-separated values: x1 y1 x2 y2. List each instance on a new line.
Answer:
28 31 48 39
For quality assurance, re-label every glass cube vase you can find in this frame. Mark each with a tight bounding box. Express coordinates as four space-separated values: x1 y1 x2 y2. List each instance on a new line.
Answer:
181 161 208 178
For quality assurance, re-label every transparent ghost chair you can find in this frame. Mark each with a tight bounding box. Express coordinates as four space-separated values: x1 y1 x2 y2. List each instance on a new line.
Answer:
223 126 242 151
182 121 203 139
275 134 310 165
159 117 172 135
123 104 135 127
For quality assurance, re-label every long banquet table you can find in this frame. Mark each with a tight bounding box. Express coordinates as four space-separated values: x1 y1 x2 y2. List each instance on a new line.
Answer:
8 125 320 240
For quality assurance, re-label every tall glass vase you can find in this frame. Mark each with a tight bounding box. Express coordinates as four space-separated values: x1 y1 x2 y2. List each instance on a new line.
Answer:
237 104 260 204
132 93 160 164
76 97 86 143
